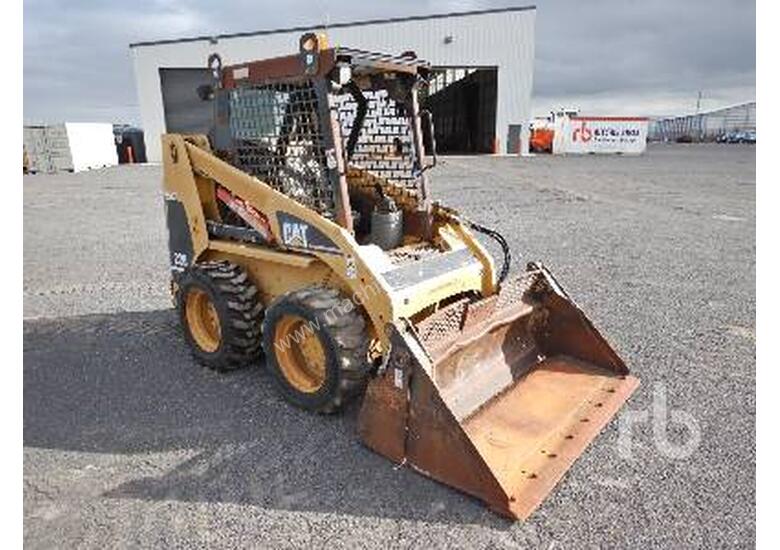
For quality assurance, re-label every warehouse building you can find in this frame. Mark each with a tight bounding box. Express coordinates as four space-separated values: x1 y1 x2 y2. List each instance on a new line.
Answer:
130 6 536 162
649 101 756 142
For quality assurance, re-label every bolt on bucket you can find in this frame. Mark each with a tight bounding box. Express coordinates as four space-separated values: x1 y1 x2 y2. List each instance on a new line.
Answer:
358 263 639 520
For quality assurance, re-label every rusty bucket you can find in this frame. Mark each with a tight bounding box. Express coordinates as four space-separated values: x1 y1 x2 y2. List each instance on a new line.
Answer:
358 263 639 520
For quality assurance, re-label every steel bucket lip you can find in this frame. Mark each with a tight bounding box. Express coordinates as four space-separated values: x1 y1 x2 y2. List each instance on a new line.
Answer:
458 358 640 519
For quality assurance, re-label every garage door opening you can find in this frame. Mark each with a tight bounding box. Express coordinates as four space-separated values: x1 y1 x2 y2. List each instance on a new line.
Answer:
159 68 213 134
421 68 497 154
160 66 499 155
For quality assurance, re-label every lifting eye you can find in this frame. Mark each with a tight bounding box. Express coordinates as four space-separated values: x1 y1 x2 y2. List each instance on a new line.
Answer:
207 53 222 82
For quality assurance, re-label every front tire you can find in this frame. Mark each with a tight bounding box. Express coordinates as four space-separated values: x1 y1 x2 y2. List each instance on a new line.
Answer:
262 286 369 413
177 261 263 371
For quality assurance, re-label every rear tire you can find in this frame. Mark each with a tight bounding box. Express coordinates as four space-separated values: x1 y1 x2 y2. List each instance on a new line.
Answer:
262 286 369 413
177 261 263 371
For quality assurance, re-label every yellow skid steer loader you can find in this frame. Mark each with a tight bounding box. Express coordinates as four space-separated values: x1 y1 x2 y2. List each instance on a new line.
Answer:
161 33 639 519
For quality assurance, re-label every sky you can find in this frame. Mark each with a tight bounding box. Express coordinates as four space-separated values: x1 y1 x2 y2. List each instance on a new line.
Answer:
23 0 755 124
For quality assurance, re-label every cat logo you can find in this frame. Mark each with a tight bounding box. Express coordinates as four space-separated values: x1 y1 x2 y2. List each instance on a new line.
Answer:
277 212 340 253
282 221 310 248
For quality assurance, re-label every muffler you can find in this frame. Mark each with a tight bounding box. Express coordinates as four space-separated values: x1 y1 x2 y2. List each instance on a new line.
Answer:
358 262 639 519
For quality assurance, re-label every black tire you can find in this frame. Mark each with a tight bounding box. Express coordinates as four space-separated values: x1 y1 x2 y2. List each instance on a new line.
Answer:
177 261 263 371
262 286 370 413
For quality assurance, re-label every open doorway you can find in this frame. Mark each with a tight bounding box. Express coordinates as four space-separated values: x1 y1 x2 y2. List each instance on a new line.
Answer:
421 67 497 154
159 68 213 134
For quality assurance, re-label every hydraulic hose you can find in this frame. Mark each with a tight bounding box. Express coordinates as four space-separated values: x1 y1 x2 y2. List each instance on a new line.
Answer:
434 205 513 287
463 219 512 286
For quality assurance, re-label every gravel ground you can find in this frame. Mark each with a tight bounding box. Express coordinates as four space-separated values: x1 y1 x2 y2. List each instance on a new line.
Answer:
24 143 755 548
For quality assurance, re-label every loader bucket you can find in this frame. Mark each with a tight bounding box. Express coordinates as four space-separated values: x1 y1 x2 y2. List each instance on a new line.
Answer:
358 263 639 520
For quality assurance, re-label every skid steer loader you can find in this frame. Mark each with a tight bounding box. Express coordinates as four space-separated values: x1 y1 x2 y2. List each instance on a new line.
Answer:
161 33 639 520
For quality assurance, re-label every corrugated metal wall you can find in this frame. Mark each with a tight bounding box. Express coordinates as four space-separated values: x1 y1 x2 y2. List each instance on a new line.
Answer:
649 102 756 142
131 8 536 161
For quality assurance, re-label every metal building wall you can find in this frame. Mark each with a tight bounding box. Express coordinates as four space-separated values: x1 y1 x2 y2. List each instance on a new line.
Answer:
130 7 536 162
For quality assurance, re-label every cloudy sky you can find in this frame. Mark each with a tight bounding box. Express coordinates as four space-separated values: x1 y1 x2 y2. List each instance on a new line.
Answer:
23 0 755 124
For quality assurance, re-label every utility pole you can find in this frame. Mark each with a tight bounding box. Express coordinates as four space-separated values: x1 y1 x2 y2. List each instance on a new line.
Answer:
695 91 703 141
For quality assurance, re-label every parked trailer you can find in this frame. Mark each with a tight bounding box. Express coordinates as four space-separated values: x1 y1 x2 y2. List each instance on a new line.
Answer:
555 117 648 155
113 125 147 164
22 123 118 174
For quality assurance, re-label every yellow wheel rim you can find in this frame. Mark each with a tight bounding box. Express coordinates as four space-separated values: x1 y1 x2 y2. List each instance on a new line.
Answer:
274 314 327 393
185 288 222 353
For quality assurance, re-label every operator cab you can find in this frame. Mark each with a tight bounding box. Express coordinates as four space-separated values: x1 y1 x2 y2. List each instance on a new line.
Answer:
198 33 436 251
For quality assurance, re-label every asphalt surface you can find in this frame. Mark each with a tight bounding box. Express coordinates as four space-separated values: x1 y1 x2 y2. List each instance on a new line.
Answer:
24 144 755 548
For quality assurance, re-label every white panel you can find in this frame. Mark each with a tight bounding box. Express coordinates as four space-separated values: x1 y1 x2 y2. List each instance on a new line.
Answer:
64 123 118 172
131 9 536 161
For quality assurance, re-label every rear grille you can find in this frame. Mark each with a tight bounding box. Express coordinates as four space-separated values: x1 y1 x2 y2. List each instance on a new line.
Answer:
334 89 421 194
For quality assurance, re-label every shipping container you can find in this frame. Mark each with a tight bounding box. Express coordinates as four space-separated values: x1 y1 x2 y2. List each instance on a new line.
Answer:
555 117 648 155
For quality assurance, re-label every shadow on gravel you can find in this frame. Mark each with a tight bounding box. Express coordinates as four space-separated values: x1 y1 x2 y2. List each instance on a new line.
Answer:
23 310 507 526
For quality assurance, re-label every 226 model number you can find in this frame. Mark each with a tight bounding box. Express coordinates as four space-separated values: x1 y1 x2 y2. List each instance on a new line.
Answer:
171 251 189 272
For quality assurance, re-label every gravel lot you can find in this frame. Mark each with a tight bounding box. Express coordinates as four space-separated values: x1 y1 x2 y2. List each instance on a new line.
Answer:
24 144 755 548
